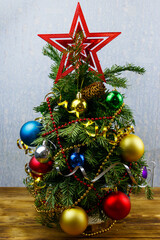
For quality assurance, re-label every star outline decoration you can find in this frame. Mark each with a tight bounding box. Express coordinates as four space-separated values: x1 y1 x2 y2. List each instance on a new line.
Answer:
38 2 121 83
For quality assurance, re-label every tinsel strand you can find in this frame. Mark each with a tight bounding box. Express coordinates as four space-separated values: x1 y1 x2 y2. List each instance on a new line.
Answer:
46 97 100 196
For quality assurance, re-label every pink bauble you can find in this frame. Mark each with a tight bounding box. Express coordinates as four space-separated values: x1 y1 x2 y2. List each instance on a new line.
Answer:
103 191 131 220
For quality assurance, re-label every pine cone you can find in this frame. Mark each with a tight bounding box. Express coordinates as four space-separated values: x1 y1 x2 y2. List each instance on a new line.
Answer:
81 81 105 100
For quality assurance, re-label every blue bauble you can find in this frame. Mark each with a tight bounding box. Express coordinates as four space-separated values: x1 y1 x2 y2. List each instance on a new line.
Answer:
69 152 85 168
20 121 42 146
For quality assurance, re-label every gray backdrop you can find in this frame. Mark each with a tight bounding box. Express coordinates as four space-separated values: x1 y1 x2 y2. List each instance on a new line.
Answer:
0 0 159 186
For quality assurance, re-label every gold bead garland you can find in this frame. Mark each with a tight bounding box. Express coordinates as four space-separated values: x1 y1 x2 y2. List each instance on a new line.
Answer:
33 124 133 227
52 143 86 161
52 103 125 163
29 126 132 213
83 103 125 138
81 126 133 237
82 220 116 237
25 103 135 236
32 127 132 236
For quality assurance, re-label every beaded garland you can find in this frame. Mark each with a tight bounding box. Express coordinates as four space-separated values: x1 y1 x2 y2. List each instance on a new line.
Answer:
45 97 100 197
28 97 134 236
45 97 125 193
42 105 123 137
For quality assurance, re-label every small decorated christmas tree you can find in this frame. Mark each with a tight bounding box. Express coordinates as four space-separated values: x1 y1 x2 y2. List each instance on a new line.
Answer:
18 3 152 237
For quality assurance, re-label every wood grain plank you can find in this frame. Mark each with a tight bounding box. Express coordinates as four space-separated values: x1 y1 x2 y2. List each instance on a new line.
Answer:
0 187 160 239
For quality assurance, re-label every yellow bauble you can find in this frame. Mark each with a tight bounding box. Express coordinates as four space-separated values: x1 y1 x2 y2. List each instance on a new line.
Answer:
60 207 88 236
71 98 87 113
120 134 144 162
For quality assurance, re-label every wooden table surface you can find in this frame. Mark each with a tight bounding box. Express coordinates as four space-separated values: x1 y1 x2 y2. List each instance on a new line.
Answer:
0 187 160 240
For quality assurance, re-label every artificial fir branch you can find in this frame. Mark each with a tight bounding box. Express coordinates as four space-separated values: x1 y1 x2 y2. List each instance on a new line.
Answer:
145 185 154 200
24 37 153 228
104 64 145 89
43 44 61 65
36 215 54 228
34 102 49 114
104 63 145 76
59 179 74 206
105 75 128 89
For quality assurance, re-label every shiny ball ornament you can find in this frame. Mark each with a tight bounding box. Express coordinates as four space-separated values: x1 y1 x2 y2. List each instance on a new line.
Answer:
29 156 52 178
103 191 131 220
20 121 42 146
142 166 148 179
120 134 144 162
106 91 123 109
69 152 85 168
60 207 88 236
34 144 50 163
71 98 87 114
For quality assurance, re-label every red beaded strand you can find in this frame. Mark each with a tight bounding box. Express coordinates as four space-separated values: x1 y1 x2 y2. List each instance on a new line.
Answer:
86 191 109 214
42 109 122 137
46 98 100 196
45 98 132 207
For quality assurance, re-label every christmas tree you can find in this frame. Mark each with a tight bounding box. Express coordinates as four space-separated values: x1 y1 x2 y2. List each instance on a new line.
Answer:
18 3 152 237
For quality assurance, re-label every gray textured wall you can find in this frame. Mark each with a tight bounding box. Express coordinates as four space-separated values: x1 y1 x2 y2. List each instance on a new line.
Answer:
0 0 160 186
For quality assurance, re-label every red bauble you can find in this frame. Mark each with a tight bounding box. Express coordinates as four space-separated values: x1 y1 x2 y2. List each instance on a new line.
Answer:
29 156 53 178
103 191 131 220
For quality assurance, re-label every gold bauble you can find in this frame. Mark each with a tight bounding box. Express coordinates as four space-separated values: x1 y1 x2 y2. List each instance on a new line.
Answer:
120 134 144 162
71 98 87 113
60 207 88 236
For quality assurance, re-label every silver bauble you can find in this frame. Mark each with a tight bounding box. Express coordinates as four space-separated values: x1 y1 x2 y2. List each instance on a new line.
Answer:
35 144 50 163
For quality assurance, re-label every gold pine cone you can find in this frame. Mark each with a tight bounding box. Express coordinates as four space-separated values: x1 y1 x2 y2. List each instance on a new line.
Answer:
81 81 105 100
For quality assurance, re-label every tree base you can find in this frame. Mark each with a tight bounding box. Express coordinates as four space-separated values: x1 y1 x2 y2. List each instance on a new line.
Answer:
85 216 113 233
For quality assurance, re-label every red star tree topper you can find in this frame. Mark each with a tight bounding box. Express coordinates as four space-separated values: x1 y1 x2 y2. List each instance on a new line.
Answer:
38 2 121 83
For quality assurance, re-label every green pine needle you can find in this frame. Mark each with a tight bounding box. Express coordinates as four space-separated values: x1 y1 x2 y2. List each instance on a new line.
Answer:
26 37 152 227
